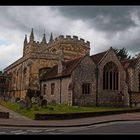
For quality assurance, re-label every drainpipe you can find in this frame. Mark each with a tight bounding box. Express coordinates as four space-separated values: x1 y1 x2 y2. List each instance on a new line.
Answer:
39 79 42 97
20 65 23 98
96 67 98 106
60 78 62 104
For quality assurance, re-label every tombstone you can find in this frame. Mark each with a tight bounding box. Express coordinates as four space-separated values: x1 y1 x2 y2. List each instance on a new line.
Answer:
18 99 26 109
15 97 20 103
25 96 32 109
32 96 40 104
131 103 136 108
136 103 140 108
31 96 36 104
41 99 47 108
10 97 16 103
5 96 9 101
36 96 40 104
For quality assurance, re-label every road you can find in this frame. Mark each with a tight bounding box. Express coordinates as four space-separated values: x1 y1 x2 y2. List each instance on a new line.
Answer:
1 121 140 134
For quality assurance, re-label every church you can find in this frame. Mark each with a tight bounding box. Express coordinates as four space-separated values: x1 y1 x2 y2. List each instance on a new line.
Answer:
3 29 140 107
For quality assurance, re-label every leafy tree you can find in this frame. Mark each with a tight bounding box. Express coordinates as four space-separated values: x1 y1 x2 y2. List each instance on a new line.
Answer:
113 47 131 60
134 53 140 58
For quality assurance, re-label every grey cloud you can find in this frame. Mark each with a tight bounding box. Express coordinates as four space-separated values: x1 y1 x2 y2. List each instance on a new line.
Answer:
53 6 133 19
101 32 140 57
54 6 137 32
0 7 28 30
123 39 140 53
1 6 140 71
91 14 136 32
0 7 61 42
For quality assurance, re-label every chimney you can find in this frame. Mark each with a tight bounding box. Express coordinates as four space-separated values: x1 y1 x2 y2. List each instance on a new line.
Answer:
58 60 63 74
57 46 64 74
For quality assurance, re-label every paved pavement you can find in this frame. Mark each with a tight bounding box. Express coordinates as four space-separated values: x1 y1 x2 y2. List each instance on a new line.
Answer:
1 105 140 127
0 105 31 121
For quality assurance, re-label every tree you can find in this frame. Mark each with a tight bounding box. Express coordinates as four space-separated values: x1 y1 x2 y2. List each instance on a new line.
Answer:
113 47 131 60
134 53 140 58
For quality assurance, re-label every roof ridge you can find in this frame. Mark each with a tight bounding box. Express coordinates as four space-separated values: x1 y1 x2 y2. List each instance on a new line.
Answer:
121 57 140 69
91 50 107 57
40 55 86 81
90 50 108 64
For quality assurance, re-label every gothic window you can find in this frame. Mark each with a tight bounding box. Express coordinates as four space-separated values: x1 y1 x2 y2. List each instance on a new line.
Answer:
23 67 27 75
23 67 27 89
16 70 18 76
13 75 15 84
51 83 55 95
103 62 119 90
82 83 90 94
43 84 46 95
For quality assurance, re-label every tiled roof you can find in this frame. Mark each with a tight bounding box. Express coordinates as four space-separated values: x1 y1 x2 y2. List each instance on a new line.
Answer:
40 56 84 81
90 51 107 64
121 58 139 69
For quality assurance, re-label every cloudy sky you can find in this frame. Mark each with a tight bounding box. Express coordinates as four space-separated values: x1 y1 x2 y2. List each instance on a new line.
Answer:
1 6 140 70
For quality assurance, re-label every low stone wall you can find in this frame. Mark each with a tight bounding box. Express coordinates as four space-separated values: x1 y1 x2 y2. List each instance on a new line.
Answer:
0 111 9 119
34 108 140 120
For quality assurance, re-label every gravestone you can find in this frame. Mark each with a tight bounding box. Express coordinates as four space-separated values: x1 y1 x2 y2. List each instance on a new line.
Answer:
10 97 15 103
41 99 47 107
18 99 26 109
25 96 32 109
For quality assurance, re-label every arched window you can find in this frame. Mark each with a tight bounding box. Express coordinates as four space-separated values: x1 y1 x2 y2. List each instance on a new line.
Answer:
103 62 119 90
23 67 27 75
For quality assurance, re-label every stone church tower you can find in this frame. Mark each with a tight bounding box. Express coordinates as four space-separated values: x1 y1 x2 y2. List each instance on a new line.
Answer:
4 28 90 99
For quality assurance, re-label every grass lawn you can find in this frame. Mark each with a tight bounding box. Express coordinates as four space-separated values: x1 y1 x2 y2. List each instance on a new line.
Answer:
0 100 132 119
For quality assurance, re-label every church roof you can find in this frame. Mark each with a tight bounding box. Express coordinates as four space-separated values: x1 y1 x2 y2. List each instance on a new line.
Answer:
90 51 107 64
121 58 139 69
40 56 84 81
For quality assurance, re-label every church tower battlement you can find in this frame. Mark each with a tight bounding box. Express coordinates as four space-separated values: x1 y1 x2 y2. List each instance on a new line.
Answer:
23 28 90 59
48 35 90 48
